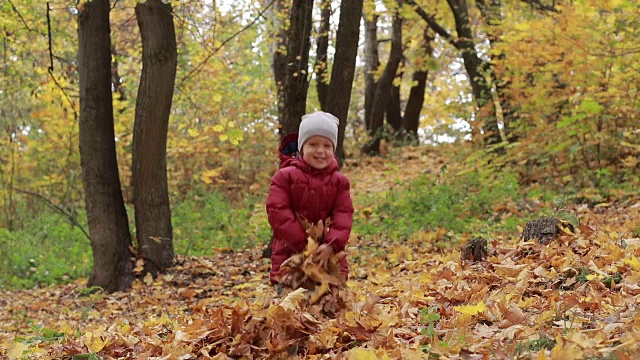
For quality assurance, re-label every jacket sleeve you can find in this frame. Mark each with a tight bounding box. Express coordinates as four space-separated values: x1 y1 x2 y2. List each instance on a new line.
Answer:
266 170 307 250
326 175 354 253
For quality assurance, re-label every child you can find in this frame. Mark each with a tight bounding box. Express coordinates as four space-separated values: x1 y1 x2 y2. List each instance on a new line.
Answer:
266 111 354 285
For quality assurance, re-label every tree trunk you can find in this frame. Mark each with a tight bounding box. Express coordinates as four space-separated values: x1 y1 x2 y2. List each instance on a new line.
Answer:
271 0 289 135
446 0 502 145
364 6 402 154
78 0 133 293
326 0 364 164
387 83 402 132
133 0 177 276
363 12 379 132
315 0 331 110
280 0 314 135
402 28 434 136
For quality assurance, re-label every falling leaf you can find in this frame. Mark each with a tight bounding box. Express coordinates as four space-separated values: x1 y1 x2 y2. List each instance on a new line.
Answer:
143 272 154 286
279 288 307 311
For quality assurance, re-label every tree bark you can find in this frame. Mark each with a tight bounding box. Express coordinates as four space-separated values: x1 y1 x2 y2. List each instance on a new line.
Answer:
402 28 434 136
271 0 289 135
280 0 314 135
315 0 331 110
326 0 364 164
363 11 379 132
364 6 402 154
387 83 402 132
133 0 177 276
78 0 133 293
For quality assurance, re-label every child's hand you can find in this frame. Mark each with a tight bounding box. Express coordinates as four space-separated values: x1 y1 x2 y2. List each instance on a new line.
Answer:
313 244 334 269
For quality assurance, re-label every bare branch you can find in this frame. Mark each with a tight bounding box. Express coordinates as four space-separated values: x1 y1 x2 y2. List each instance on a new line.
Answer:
177 0 276 87
7 0 33 33
12 187 91 241
404 0 462 49
47 2 54 72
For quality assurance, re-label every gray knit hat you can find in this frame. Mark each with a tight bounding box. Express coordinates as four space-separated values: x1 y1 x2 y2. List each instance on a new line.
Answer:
298 111 339 153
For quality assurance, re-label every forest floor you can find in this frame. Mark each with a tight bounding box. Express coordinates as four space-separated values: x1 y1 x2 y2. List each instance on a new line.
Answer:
2 147 640 359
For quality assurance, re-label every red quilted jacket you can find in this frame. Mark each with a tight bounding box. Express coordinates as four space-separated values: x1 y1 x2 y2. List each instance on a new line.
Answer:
266 157 354 283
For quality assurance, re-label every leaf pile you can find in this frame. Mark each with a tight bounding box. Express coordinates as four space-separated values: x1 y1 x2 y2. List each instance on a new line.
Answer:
2 202 640 359
278 218 348 316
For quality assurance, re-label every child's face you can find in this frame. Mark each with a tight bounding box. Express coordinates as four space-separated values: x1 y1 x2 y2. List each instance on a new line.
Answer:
301 135 334 170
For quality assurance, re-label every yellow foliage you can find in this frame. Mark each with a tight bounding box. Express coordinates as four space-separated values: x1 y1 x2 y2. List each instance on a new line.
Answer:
454 301 486 316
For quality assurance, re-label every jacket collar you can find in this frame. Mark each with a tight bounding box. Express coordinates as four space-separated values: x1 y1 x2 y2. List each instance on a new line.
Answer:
284 157 338 175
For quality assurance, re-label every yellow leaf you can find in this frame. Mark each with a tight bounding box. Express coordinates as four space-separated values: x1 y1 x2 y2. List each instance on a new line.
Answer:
622 256 640 271
550 335 583 360
279 288 307 311
537 349 548 360
212 124 224 132
200 167 224 184
8 341 30 359
455 301 486 315
133 258 145 273
348 347 391 360
86 333 106 353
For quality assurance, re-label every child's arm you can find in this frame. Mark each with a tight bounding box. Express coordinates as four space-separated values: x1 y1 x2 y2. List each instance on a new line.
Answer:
266 170 307 250
325 175 354 253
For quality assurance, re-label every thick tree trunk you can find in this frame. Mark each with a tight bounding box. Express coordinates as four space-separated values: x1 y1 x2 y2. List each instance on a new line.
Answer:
363 12 379 132
402 70 427 135
280 0 314 135
446 0 502 145
402 28 434 136
326 0 364 164
315 0 331 110
271 0 289 134
387 83 402 132
78 0 133 293
133 0 177 276
364 7 402 154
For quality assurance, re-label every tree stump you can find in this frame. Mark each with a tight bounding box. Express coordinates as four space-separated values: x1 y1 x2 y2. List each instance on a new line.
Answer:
461 238 488 262
521 217 574 244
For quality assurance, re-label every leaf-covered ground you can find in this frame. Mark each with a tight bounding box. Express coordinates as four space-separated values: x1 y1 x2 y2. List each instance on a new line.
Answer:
2 151 640 359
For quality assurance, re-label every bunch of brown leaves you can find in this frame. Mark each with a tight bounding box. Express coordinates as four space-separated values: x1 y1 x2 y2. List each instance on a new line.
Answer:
278 217 348 316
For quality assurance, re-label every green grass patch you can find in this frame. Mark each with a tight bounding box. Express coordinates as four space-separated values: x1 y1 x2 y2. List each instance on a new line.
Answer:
354 169 521 240
0 212 93 290
172 190 271 256
0 190 271 290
